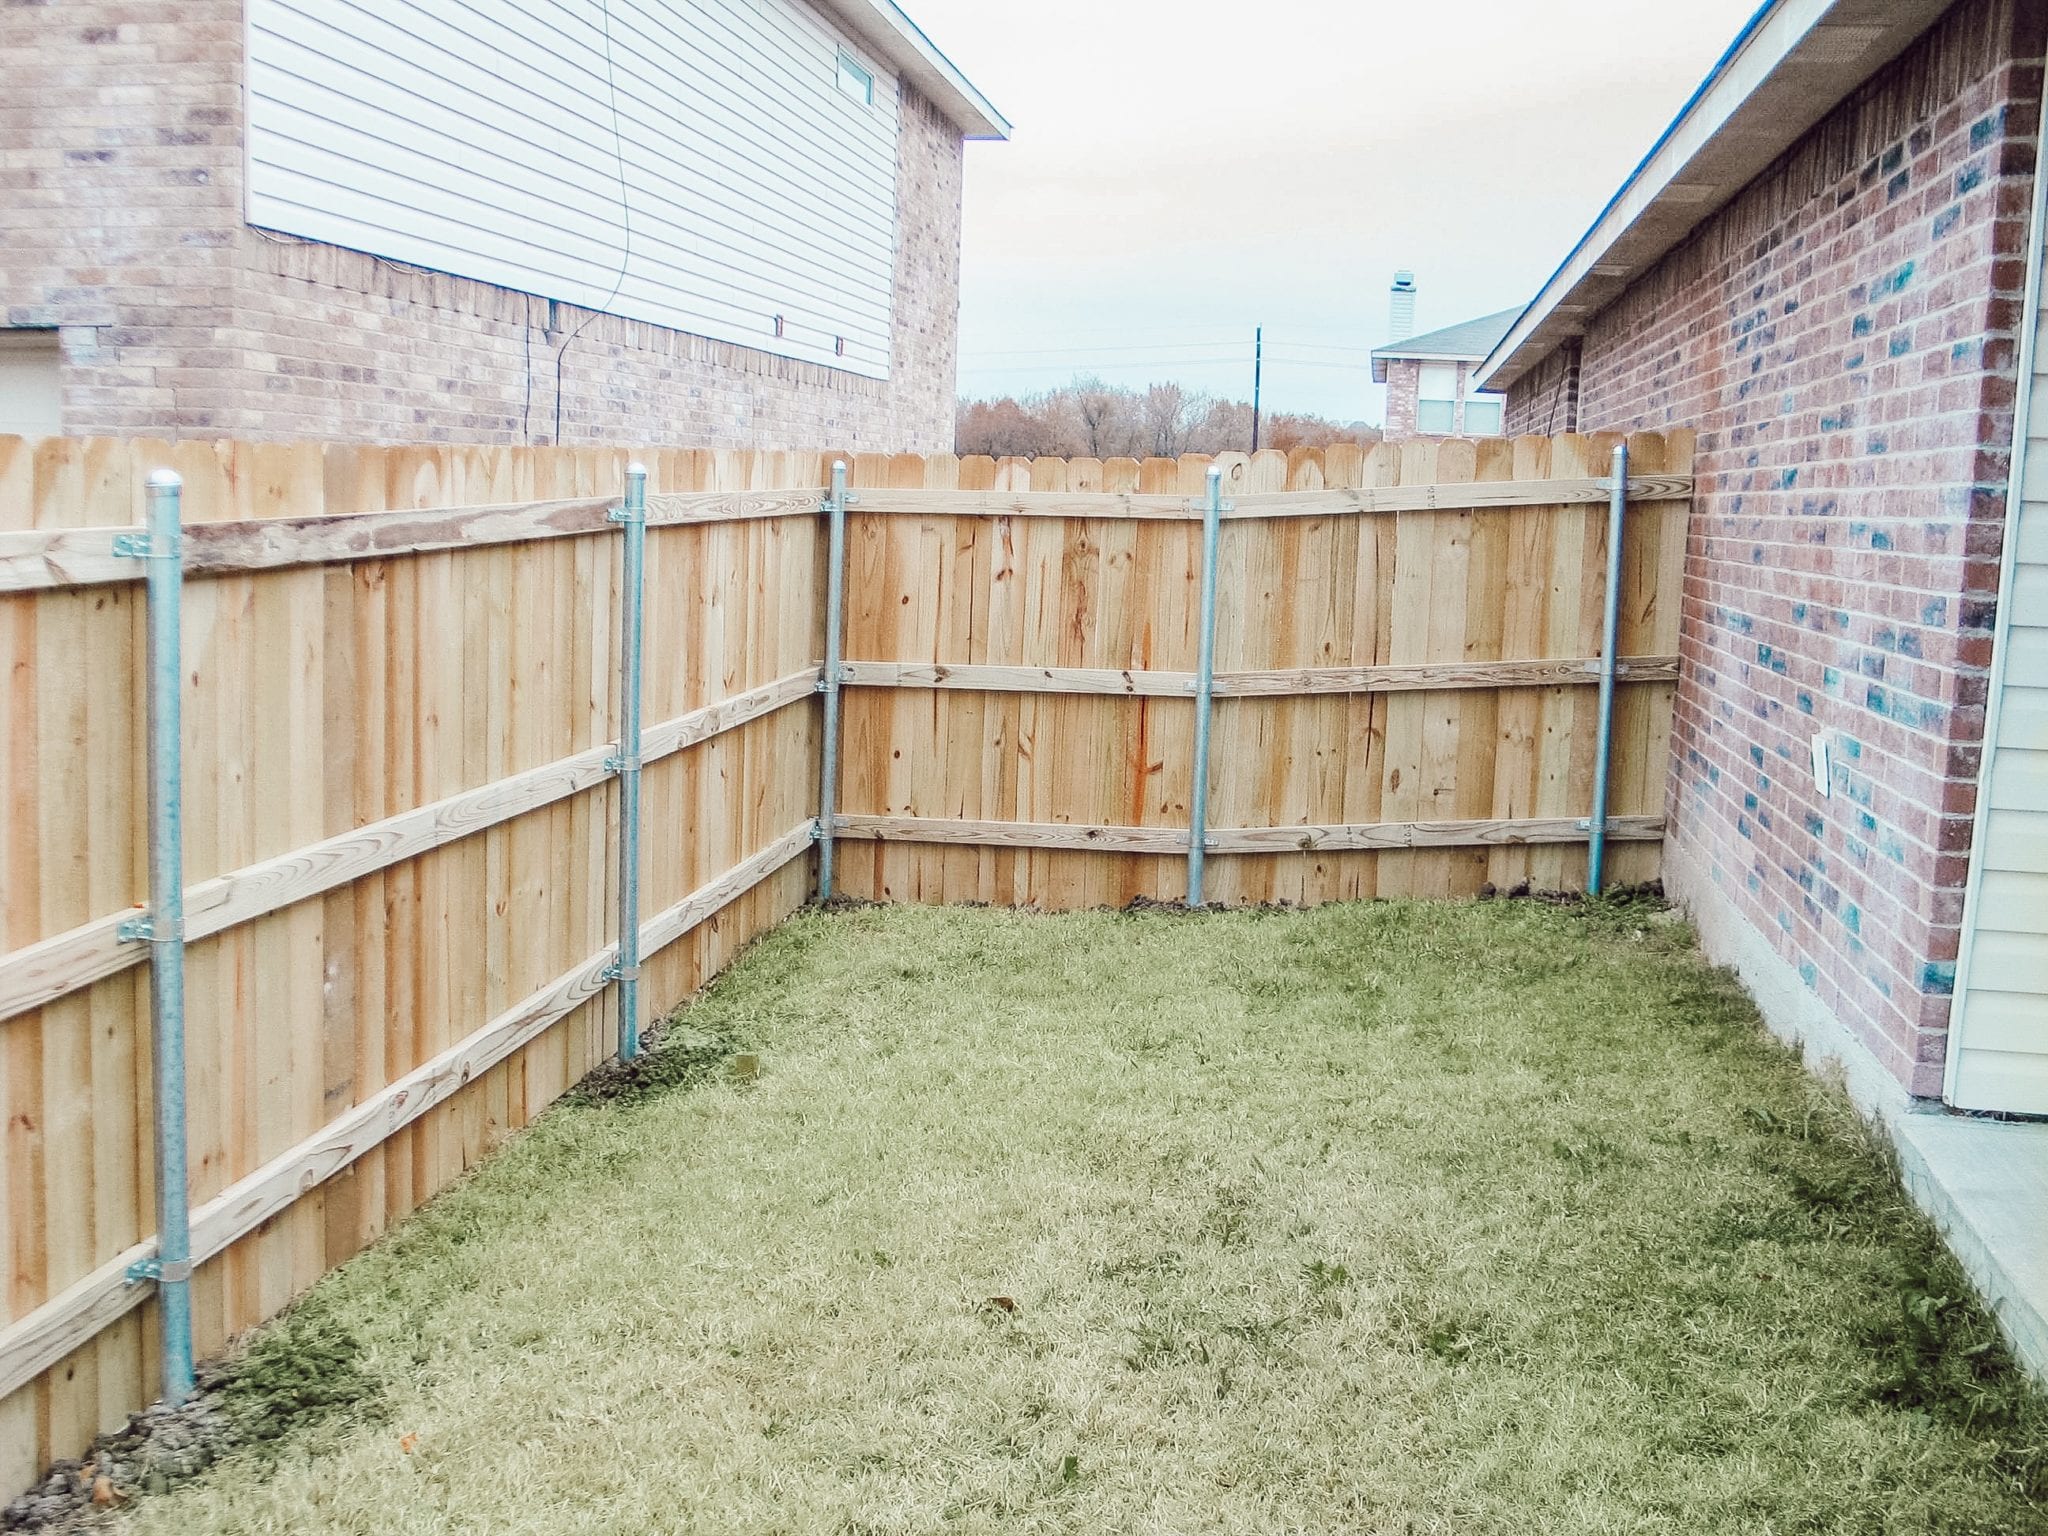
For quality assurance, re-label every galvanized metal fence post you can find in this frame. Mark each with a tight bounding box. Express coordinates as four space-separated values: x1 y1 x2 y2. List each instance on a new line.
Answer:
1186 466 1224 907
816 461 850 902
114 469 196 1405
1586 440 1630 895
608 464 648 1060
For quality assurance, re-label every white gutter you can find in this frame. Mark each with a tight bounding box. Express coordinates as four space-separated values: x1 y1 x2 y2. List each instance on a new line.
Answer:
815 0 1011 139
1478 0 1953 392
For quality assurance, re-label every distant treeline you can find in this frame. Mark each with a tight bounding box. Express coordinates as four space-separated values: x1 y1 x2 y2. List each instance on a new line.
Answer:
956 377 1383 460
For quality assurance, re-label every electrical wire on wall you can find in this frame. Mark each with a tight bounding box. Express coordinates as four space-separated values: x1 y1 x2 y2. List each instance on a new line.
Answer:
554 0 634 444
522 291 536 443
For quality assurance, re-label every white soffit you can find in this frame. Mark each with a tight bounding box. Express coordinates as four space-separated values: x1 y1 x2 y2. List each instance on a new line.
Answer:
1478 0 1955 391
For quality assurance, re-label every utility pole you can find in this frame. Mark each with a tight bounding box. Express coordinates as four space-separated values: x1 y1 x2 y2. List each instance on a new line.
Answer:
1250 326 1263 453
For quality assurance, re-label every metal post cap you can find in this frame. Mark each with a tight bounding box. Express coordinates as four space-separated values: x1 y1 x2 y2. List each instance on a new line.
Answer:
146 468 183 490
625 461 647 478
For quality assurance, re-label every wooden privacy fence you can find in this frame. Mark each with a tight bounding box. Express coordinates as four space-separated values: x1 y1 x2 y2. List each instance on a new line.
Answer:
0 427 1692 1496
831 430 1692 909
0 436 826 1495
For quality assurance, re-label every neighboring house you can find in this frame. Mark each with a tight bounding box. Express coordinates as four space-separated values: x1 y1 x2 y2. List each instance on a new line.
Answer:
0 0 1006 450
1371 276 1517 439
1481 0 2047 1372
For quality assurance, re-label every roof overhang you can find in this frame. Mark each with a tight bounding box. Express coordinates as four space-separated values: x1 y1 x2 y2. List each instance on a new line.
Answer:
813 0 1011 140
1370 350 1492 383
1477 0 1954 392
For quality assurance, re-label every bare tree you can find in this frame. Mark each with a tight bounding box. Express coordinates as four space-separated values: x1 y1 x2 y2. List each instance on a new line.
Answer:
1141 382 1208 458
956 375 1381 461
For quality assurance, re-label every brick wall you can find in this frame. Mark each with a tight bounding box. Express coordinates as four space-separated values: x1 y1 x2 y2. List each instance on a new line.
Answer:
1382 358 1420 437
1502 338 1581 437
1384 357 1507 439
1508 0 2044 1096
0 0 965 451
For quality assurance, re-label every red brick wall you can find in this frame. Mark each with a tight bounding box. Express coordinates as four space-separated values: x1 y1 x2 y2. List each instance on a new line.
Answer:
0 0 965 451
1508 0 2044 1096
1383 357 1420 437
1503 339 1581 436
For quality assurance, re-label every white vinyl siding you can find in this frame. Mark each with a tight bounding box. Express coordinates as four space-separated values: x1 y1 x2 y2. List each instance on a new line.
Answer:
245 0 899 379
1949 349 2048 1112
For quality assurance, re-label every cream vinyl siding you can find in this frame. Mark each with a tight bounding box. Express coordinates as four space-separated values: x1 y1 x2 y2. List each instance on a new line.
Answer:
245 0 900 379
1949 356 2048 1113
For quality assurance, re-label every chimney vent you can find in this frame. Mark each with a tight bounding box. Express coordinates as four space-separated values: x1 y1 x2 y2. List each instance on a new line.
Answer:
1389 271 1417 344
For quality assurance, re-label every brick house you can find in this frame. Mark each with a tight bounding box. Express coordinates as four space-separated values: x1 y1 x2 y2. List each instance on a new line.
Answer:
1370 278 1516 440
1482 0 2047 1370
0 0 1006 450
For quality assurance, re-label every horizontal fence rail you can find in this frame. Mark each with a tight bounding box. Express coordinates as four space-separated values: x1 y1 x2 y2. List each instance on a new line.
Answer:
0 669 819 1025
831 814 1669 856
836 657 1682 698
841 473 1692 521
0 429 1693 1502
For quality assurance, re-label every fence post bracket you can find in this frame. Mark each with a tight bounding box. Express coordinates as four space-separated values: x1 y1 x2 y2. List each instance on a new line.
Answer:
124 1256 191 1287
117 914 183 944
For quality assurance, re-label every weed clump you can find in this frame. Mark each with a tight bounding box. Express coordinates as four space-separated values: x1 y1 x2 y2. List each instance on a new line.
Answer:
217 1297 383 1457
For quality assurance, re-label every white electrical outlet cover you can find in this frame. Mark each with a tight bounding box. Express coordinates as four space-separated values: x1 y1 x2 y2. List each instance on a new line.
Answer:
1811 733 1831 798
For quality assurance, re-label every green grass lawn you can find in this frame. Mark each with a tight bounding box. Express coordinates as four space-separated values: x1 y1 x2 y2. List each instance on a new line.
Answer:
128 899 2045 1534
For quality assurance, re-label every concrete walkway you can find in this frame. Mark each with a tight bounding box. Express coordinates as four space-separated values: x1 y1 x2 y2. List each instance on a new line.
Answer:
1895 1110 2048 1387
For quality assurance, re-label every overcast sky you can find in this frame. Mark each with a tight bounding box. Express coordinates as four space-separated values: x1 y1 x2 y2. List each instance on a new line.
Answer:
902 0 1761 423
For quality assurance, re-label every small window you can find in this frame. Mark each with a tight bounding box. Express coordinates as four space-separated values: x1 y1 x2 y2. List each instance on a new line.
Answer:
0 329 62 438
1417 362 1458 402
1415 398 1455 435
1463 395 1505 436
836 50 874 105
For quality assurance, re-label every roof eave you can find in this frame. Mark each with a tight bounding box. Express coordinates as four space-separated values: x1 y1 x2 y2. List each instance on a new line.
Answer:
1371 348 1496 365
812 0 1011 140
1476 0 1954 392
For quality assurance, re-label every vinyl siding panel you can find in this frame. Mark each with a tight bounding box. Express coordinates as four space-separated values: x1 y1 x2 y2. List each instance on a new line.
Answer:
1950 308 2048 1112
246 0 900 378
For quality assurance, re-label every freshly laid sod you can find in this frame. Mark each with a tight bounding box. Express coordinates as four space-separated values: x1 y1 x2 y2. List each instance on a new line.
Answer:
129 900 2044 1534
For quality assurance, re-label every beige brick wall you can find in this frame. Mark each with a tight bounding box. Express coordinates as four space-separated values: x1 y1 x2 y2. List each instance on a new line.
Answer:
0 0 966 451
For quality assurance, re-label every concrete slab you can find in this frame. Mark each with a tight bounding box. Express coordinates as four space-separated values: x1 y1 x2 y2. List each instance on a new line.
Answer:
1894 1111 2048 1388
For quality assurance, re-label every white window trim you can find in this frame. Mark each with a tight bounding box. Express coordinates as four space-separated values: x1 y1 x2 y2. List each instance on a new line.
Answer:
836 48 875 106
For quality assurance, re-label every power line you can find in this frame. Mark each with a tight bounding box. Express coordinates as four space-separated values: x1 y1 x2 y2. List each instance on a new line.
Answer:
961 339 1246 360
